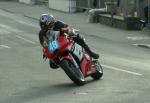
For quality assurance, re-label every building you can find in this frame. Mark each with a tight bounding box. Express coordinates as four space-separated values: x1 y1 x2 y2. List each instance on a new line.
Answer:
18 0 149 29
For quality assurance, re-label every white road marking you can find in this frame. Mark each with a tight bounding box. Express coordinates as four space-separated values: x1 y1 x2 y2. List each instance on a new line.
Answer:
15 35 36 44
0 9 39 28
75 92 88 95
16 20 39 28
0 28 11 34
132 44 150 47
77 92 88 95
0 45 10 48
0 24 23 33
127 36 150 40
102 64 142 76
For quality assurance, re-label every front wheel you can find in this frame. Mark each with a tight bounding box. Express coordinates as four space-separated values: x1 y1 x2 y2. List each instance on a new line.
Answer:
91 61 103 80
60 59 85 86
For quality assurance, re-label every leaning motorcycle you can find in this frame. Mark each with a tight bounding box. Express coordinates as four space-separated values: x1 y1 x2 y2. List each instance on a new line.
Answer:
43 29 103 86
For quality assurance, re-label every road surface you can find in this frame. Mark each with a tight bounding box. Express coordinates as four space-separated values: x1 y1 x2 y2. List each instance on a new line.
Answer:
0 9 150 103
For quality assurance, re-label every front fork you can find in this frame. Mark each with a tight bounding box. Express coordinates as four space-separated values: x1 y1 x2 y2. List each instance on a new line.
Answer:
86 60 98 76
60 53 79 69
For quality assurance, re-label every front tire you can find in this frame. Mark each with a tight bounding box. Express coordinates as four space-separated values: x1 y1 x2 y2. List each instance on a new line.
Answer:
60 59 85 86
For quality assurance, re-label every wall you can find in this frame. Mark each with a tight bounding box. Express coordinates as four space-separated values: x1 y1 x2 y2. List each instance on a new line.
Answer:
49 0 76 13
19 0 35 4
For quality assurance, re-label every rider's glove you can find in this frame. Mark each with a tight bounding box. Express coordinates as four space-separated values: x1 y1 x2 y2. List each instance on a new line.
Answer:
43 54 47 61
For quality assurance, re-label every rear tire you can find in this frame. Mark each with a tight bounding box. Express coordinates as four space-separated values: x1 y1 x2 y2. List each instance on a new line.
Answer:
60 59 85 86
91 61 103 80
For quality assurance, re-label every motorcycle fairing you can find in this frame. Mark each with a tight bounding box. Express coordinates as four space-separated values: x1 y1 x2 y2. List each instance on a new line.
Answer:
48 40 59 53
71 43 84 61
48 31 60 53
80 52 92 76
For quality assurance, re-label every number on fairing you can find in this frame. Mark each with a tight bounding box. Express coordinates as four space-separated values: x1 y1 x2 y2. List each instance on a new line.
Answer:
72 43 84 61
48 40 59 53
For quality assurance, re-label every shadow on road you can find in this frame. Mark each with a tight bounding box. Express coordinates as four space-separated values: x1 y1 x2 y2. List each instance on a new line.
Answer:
0 78 103 103
0 83 77 103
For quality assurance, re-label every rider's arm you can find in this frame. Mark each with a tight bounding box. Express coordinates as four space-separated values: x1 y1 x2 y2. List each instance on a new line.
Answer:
54 21 75 36
39 30 44 46
39 30 48 48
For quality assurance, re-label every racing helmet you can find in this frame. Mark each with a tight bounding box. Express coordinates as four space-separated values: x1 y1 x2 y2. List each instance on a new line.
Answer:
39 14 55 31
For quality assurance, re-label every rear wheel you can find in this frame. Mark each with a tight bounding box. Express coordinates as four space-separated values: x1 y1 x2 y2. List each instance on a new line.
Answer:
91 61 103 80
60 59 85 86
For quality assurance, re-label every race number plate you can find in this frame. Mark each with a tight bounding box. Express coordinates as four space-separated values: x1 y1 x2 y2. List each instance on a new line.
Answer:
72 43 84 61
48 40 59 53
48 31 60 53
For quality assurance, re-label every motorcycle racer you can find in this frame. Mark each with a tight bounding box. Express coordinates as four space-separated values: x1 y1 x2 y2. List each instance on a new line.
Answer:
38 14 99 68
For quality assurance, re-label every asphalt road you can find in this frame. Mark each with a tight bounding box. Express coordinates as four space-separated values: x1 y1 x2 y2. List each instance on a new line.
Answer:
0 9 150 103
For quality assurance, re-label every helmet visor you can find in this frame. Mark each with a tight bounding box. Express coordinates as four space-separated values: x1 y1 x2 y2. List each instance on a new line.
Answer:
47 22 54 29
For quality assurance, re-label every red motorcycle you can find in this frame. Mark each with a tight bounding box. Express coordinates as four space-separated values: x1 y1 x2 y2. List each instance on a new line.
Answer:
43 30 103 86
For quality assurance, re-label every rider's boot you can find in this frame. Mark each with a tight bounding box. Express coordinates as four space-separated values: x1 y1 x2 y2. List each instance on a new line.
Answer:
74 34 99 59
49 60 59 69
84 44 99 59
